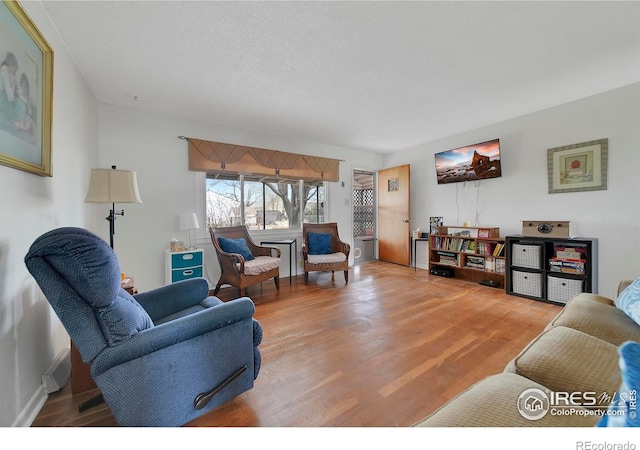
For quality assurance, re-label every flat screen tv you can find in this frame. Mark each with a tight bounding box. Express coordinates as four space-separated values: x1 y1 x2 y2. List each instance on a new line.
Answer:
434 138 502 184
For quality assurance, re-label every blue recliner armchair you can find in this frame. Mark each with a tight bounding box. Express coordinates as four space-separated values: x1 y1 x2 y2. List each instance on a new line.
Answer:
24 227 262 427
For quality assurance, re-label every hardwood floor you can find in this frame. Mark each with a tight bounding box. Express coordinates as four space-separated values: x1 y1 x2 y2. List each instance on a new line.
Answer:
32 261 562 427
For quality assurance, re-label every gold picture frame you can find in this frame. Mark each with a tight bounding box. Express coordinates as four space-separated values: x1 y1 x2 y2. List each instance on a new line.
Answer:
547 138 608 194
0 0 53 176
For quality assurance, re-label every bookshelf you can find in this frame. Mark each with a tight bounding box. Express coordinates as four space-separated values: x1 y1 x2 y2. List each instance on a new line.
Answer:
428 226 506 287
505 235 598 305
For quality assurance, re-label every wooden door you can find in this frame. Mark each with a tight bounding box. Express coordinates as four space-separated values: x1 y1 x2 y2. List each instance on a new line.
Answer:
378 164 411 265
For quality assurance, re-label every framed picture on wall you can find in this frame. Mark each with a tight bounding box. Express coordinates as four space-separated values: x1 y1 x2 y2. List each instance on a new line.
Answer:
0 0 53 176
547 138 608 194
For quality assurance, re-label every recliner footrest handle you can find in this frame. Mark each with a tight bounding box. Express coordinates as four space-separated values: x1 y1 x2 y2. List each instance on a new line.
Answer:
193 365 247 410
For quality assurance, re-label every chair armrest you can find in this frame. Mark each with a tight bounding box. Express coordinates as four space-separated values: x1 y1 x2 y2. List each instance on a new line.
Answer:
217 250 246 274
332 239 350 257
91 297 256 374
339 241 350 257
249 243 281 258
302 243 308 260
265 246 281 258
134 278 210 321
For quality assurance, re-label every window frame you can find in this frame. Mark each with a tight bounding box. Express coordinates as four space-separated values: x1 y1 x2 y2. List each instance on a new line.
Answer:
200 172 326 237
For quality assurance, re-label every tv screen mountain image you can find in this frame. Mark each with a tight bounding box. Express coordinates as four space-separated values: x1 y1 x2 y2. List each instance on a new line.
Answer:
435 138 502 184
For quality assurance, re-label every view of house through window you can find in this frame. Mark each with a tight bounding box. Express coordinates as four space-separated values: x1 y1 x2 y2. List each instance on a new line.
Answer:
206 174 325 230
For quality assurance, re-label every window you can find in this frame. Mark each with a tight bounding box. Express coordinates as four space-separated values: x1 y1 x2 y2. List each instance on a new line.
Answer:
303 181 324 224
206 174 325 230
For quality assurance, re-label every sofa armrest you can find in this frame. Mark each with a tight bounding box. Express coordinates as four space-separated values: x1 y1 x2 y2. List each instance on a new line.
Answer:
618 280 634 297
134 278 210 320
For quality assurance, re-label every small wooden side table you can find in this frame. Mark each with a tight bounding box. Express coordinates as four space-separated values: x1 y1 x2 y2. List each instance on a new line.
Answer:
71 342 96 394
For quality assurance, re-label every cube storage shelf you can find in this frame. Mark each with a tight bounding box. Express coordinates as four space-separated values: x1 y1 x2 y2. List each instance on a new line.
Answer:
428 226 506 287
505 235 598 305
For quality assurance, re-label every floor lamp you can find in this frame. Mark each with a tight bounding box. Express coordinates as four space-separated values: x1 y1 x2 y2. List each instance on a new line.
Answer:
81 165 142 412
85 165 142 249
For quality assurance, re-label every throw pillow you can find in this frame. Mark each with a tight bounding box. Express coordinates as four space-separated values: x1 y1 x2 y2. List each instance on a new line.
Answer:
218 237 255 261
596 341 640 427
308 232 332 255
615 277 640 326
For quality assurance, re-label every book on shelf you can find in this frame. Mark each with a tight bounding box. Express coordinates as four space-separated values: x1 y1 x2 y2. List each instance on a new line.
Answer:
495 258 505 274
483 256 496 272
492 243 505 257
465 255 485 269
549 258 586 274
477 241 497 255
437 251 459 266
433 236 478 252
554 246 586 260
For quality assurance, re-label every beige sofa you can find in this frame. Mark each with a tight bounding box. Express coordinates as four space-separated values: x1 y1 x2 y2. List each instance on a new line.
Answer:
415 280 640 427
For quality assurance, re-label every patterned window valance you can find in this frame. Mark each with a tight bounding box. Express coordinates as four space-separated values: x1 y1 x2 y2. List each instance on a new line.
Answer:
185 137 340 182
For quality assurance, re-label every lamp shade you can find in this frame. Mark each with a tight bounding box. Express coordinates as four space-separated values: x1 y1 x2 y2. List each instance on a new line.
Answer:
179 212 200 231
86 168 142 204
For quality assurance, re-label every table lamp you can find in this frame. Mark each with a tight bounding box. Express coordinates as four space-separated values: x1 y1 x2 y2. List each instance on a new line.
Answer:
179 212 200 250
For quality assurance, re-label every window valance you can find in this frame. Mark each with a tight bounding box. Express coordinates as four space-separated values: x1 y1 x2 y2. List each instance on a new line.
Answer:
185 137 340 182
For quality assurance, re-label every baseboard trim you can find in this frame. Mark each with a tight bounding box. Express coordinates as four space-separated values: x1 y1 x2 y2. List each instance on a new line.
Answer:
13 386 47 427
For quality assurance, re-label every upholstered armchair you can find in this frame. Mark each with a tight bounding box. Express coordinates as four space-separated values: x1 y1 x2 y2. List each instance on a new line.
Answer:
210 225 281 296
302 222 350 284
25 227 262 427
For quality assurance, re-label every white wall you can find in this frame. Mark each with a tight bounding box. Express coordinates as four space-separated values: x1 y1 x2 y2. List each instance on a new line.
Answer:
97 104 384 292
384 83 640 298
0 3 99 426
101 83 640 298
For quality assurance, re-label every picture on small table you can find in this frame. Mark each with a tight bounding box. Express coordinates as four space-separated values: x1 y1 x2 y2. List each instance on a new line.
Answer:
430 216 443 234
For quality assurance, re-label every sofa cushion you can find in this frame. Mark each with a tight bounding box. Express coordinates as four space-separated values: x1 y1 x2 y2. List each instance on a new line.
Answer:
615 277 640 325
414 373 598 427
240 256 280 276
219 237 255 261
308 232 332 255
504 326 620 407
547 293 640 346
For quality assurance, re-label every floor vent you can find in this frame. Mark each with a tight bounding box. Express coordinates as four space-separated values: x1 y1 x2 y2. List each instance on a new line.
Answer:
42 348 71 394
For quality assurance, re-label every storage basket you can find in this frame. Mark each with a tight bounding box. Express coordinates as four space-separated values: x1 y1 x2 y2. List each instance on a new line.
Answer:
547 275 584 304
512 270 543 298
511 243 542 269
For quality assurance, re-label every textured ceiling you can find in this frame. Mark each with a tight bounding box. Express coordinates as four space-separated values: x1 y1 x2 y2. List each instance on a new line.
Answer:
41 1 640 153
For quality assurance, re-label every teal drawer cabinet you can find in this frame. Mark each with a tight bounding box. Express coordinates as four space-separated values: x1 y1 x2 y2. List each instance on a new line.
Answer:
165 248 204 284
